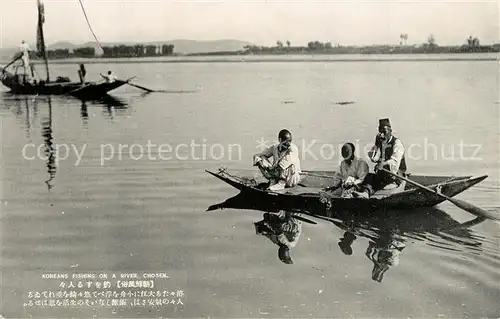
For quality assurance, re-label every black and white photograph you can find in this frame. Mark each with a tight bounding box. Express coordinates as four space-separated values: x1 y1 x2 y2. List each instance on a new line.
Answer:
0 0 499 318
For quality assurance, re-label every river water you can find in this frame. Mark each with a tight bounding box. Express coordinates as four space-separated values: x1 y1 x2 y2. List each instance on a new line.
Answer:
0 56 499 318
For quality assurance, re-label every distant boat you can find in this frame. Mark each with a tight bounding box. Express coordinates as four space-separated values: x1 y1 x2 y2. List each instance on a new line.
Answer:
0 0 129 99
334 101 355 105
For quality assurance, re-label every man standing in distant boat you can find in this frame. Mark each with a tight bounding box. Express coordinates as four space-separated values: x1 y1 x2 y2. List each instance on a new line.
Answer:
253 129 301 191
367 118 407 193
100 70 117 83
18 40 31 82
324 142 370 198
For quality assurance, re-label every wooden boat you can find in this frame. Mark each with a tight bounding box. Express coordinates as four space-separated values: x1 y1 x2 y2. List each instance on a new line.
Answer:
206 168 488 212
0 0 129 99
0 68 129 98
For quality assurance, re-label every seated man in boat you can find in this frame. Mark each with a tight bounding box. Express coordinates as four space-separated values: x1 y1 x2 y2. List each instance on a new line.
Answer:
253 129 301 191
254 211 302 264
366 118 407 194
324 142 370 198
100 70 117 83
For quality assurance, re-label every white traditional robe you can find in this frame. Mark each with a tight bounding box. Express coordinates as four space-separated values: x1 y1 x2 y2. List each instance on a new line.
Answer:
253 143 301 187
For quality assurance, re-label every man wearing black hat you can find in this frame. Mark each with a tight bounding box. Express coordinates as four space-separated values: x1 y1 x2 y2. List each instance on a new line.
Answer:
323 142 370 198
367 118 407 193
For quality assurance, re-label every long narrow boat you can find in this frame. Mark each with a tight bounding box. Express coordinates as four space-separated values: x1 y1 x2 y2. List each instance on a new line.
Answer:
206 168 488 212
0 0 129 99
0 69 129 98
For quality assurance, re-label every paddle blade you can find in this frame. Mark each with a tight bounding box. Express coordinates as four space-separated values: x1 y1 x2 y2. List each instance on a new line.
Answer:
127 82 154 93
448 197 500 221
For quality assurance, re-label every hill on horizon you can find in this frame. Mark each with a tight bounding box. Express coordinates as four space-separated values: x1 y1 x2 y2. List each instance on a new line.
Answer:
0 39 254 59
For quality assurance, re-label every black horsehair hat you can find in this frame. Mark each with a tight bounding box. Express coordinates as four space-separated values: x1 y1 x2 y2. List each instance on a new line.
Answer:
278 245 293 264
378 118 391 128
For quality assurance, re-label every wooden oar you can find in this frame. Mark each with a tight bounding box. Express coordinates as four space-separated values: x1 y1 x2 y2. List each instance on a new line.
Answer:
381 168 499 221
122 76 158 93
122 76 198 94
99 74 154 93
300 172 337 179
127 82 155 93
2 54 22 71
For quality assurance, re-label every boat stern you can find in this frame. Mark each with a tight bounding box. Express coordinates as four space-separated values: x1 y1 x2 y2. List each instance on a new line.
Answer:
70 80 128 98
440 174 488 198
375 174 488 211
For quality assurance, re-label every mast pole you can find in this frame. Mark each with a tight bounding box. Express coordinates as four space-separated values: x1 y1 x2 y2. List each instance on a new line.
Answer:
39 25 50 82
37 0 49 82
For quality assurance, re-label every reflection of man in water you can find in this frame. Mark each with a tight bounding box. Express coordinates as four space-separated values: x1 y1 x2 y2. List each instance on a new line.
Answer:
338 232 357 256
254 211 302 264
365 232 406 282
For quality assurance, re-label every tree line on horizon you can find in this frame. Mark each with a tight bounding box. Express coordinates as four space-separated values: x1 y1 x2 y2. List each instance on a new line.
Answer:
21 35 498 59
239 35 498 55
28 44 175 59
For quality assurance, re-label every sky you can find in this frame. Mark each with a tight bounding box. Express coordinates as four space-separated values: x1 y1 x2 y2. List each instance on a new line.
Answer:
0 0 498 48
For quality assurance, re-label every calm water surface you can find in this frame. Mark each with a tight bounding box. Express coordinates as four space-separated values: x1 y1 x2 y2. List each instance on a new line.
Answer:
0 59 499 318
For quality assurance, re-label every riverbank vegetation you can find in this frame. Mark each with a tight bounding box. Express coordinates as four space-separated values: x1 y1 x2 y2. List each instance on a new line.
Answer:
28 44 176 59
190 35 499 56
26 35 499 59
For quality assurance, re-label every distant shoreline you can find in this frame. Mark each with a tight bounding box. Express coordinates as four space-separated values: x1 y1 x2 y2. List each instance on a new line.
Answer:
2 54 496 65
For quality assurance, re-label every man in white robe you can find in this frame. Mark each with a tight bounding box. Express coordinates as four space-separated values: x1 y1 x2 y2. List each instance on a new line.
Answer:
253 129 301 191
18 40 32 82
101 70 118 83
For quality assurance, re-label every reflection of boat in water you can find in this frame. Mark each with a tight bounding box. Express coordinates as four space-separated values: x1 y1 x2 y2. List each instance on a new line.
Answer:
1 93 133 191
207 191 486 282
41 97 56 190
73 95 129 126
70 93 128 107
75 94 129 123
2 93 130 125
325 209 485 282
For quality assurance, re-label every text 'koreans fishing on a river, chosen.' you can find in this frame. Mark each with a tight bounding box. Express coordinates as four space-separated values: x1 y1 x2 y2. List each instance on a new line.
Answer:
23 272 186 310
41 272 170 279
